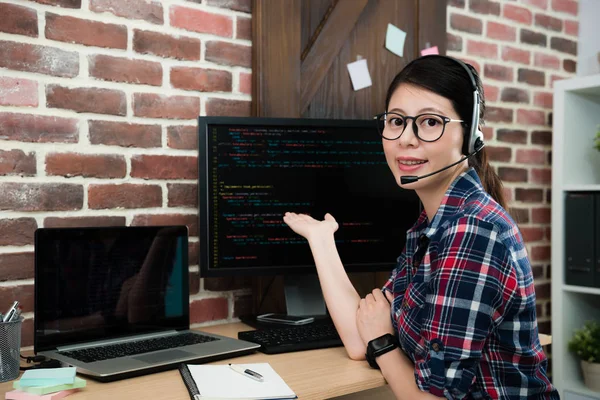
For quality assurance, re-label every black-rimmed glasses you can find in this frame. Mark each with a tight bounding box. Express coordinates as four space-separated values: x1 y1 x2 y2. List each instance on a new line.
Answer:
373 112 465 142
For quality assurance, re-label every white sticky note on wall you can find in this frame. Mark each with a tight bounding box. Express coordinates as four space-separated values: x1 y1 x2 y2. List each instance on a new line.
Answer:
346 59 372 91
385 24 406 57
421 46 439 56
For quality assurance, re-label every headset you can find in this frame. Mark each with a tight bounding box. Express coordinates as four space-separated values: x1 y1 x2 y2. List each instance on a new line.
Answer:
400 55 485 185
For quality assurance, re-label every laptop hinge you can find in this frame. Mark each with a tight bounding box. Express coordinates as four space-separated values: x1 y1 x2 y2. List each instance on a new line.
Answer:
56 330 180 352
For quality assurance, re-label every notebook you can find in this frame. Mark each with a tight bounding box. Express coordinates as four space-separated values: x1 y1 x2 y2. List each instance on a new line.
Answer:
178 363 297 400
34 226 260 382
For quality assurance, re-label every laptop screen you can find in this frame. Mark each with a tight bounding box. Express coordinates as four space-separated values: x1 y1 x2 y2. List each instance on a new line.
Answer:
34 226 189 352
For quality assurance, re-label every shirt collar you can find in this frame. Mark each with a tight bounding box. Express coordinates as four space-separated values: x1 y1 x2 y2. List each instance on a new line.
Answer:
408 168 484 238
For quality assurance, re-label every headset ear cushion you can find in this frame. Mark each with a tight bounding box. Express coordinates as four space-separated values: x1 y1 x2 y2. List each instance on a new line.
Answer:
473 130 485 151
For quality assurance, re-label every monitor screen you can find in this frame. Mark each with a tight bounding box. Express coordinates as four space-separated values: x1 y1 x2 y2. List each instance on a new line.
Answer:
199 117 421 277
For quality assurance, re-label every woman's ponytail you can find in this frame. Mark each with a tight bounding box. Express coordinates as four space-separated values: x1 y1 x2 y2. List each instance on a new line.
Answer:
470 148 508 211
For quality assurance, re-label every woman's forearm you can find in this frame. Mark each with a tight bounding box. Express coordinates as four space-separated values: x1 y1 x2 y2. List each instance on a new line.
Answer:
377 350 443 400
307 234 366 359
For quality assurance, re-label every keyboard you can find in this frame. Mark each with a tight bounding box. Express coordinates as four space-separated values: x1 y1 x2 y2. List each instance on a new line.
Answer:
237 320 343 354
59 332 219 363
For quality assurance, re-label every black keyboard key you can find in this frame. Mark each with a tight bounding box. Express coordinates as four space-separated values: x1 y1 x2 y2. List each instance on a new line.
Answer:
59 332 219 363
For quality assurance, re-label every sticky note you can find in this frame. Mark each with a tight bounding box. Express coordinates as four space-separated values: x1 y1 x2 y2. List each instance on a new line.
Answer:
19 367 76 387
14 377 86 395
385 23 407 57
5 389 79 400
421 46 439 56
346 59 372 91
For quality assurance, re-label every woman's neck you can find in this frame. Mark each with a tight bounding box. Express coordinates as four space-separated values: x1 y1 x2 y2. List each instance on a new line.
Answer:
417 164 469 223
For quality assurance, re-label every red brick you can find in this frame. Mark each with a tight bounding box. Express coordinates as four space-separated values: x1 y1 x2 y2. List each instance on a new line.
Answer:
236 16 251 40
0 77 38 107
88 120 162 148
522 0 548 9
0 113 78 143
517 109 546 126
503 187 513 203
510 207 530 224
498 167 528 182
0 252 34 280
131 155 197 180
449 0 465 7
205 98 251 117
550 37 577 55
534 92 553 108
239 72 251 95
168 183 198 208
205 0 251 13
470 0 501 15
30 0 81 8
518 69 545 86
482 126 493 141
190 297 228 323
90 0 163 24
171 67 232 92
531 245 551 261
459 58 481 74
0 218 37 246
0 41 78 77
46 153 126 178
516 148 546 164
447 33 463 52
132 214 198 236
450 13 483 34
534 14 562 32
0 3 38 37
133 93 200 119
496 129 527 144
484 64 513 81
0 285 34 312
550 74 567 88
531 168 552 184
189 271 199 294
486 146 512 162
563 59 576 73
515 188 544 203
133 29 200 61
45 13 127 49
564 20 578 36
532 207 551 223
0 183 83 211
47 85 126 116
89 55 162 86
486 107 513 123
520 29 547 47
534 53 560 70
503 4 532 24
189 241 199 266
502 46 530 65
487 21 516 41
205 41 251 68
532 130 552 145
520 227 545 243
501 87 529 103
483 84 498 102
167 125 197 150
170 6 233 38
552 0 577 15
233 294 253 318
88 184 162 209
44 216 126 228
466 40 498 59
0 150 36 176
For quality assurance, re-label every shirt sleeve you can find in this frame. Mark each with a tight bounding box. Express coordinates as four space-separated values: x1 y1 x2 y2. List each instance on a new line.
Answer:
416 217 518 399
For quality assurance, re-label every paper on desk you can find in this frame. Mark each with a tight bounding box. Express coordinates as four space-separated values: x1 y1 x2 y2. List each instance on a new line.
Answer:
346 59 372 91
385 23 407 57
187 363 296 399
421 46 439 56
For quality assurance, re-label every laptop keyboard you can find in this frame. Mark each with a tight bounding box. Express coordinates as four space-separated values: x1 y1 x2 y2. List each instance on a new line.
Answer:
59 332 219 363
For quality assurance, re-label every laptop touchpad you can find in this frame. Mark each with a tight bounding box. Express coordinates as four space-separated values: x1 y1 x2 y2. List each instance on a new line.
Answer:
134 349 194 364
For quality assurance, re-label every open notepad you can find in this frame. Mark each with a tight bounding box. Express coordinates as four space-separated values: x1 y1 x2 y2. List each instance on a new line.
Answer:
179 363 297 400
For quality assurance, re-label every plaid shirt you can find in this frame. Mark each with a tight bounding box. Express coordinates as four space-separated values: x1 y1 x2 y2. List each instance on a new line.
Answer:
383 168 557 400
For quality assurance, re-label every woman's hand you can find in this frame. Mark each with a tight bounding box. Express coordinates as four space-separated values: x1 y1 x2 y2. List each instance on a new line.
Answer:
357 289 395 345
283 212 339 242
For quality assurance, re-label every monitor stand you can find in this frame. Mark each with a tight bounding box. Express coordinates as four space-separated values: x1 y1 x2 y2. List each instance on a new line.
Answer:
284 274 326 317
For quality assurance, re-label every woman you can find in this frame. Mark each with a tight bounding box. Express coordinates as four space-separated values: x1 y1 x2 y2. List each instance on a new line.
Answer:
283 55 557 399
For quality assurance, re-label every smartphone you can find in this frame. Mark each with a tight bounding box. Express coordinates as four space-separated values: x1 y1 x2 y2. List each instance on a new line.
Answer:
256 313 315 325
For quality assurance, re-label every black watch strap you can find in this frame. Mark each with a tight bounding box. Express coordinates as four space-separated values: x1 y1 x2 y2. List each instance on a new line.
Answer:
365 333 398 369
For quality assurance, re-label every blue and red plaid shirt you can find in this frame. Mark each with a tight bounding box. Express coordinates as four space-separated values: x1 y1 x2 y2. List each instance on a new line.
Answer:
383 168 557 399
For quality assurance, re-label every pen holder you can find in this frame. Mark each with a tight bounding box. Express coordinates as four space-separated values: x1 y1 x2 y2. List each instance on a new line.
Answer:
0 317 22 382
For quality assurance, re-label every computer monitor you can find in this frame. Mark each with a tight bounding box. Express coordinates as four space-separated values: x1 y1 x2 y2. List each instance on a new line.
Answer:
198 117 421 316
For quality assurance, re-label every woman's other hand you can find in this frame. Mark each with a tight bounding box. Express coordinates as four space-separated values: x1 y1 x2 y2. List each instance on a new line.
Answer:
283 212 338 242
357 289 395 344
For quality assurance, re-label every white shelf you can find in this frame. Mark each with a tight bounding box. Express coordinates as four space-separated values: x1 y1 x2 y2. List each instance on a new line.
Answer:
555 73 600 94
563 184 600 192
563 285 600 295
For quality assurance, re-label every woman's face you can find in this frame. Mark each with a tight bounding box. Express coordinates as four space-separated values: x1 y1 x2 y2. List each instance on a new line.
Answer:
382 83 466 191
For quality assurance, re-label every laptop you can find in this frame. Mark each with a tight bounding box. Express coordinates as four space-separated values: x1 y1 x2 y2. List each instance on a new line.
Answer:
34 225 260 382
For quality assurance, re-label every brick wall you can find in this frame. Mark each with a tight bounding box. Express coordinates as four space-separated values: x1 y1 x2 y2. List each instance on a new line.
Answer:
0 0 252 347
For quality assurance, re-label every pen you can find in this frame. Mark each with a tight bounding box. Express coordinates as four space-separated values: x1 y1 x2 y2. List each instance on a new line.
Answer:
3 301 19 323
228 363 264 382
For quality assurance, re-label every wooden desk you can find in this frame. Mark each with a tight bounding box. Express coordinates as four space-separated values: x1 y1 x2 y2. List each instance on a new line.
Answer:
0 325 552 399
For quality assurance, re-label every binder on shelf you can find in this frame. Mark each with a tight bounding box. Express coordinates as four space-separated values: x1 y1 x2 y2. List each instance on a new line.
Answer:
564 193 595 287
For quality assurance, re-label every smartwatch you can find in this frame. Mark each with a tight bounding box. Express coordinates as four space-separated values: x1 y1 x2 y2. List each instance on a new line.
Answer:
365 333 399 369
